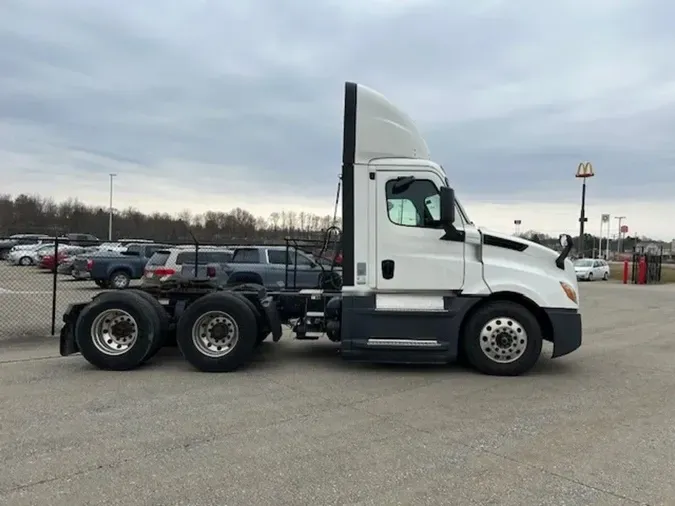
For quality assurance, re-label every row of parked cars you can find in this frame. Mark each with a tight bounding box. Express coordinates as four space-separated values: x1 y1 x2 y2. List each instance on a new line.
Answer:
2 234 343 291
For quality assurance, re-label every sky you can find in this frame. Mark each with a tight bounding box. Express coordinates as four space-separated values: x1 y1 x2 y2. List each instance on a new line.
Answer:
2 0 675 239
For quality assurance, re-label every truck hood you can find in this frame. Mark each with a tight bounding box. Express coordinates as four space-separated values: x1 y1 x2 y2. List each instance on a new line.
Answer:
478 228 561 262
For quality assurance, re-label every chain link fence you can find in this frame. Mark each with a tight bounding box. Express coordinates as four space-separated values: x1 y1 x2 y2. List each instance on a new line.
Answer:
0 236 59 343
0 234 342 344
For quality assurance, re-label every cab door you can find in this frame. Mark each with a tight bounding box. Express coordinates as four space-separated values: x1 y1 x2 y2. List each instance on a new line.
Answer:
375 169 465 292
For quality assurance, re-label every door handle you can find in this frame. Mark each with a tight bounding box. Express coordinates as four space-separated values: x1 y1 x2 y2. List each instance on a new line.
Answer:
381 259 395 279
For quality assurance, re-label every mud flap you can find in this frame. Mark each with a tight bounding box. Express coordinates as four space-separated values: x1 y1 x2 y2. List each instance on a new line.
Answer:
59 303 86 356
261 297 283 342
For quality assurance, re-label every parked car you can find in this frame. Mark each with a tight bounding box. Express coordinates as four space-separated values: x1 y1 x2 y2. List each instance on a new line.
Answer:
7 243 55 266
142 247 234 288
57 246 101 275
72 242 169 289
0 234 52 260
57 233 100 247
574 258 610 281
97 242 126 252
39 245 87 271
222 245 343 290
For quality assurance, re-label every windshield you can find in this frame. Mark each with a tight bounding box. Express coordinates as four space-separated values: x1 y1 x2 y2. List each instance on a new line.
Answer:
575 259 594 267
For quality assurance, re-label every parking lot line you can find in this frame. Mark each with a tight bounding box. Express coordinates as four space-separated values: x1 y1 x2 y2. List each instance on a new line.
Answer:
0 290 52 295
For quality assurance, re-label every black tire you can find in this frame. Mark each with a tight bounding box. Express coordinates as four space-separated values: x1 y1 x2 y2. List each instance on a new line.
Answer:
74 291 162 371
587 272 593 281
109 270 131 289
461 301 542 376
228 285 270 344
176 292 259 372
126 289 170 358
603 272 609 281
19 256 32 266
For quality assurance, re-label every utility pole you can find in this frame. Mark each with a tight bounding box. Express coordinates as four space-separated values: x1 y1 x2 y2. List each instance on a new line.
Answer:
615 216 626 253
514 219 521 236
108 173 117 241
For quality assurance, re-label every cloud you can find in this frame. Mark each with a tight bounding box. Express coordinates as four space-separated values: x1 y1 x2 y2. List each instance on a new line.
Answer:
1 0 675 238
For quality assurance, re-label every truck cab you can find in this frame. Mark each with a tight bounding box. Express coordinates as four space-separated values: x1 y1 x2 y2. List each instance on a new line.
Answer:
58 81 582 377
333 82 582 375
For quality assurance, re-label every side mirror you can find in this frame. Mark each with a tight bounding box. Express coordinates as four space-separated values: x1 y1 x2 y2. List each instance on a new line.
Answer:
439 187 455 225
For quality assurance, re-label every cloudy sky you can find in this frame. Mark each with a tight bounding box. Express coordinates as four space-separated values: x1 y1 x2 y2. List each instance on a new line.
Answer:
2 0 674 239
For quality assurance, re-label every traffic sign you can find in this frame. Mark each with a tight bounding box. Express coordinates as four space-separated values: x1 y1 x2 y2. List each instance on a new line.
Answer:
620 225 629 234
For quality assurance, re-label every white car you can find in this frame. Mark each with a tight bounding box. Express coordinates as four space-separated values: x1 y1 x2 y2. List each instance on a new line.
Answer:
574 258 610 281
8 243 56 266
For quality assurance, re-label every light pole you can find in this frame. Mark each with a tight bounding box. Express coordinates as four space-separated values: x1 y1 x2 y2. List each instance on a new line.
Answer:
108 173 117 241
615 216 626 253
600 214 610 259
575 162 595 257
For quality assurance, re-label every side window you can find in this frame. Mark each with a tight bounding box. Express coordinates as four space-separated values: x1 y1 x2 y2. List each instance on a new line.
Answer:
267 250 288 265
210 251 233 263
385 178 442 228
145 246 162 257
231 248 260 263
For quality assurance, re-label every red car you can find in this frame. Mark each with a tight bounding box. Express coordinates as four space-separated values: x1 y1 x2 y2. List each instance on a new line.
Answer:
39 252 68 271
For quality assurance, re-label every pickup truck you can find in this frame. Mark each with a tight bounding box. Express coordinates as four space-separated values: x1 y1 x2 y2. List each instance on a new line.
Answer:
224 245 342 290
72 243 168 289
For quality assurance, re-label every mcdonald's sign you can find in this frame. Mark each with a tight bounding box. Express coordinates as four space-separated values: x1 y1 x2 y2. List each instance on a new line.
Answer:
576 161 594 178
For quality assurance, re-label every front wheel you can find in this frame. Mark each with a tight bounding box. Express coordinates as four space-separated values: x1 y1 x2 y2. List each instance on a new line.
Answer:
462 301 542 376
19 256 32 266
603 272 609 281
587 272 593 281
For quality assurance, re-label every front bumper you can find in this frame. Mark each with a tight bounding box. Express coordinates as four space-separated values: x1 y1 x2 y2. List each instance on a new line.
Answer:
544 307 582 358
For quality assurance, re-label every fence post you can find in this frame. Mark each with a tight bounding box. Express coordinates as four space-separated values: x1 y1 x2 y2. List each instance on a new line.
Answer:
622 260 629 284
51 235 59 335
638 256 647 285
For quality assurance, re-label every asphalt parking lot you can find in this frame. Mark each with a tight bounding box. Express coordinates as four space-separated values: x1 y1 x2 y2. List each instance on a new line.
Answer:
1 281 675 505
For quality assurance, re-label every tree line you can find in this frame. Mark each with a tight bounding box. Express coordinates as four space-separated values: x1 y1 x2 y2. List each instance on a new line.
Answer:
0 194 341 243
0 193 663 254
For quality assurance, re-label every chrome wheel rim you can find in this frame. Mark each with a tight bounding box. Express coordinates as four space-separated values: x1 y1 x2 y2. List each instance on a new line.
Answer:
112 274 128 289
191 311 239 358
479 317 527 364
91 309 138 356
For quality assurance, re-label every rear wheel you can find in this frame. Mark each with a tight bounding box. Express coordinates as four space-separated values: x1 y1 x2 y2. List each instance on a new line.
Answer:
462 301 542 376
109 270 131 289
228 287 270 344
19 256 32 266
176 293 258 372
125 289 170 358
74 291 162 370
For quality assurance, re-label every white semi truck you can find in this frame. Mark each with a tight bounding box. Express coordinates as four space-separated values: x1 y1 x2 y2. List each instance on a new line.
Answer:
59 81 582 376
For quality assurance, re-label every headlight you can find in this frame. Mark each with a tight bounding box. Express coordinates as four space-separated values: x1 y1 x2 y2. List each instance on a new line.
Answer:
560 281 578 304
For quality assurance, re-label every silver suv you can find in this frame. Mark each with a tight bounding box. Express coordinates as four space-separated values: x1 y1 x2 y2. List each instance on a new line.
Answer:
142 246 234 287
